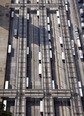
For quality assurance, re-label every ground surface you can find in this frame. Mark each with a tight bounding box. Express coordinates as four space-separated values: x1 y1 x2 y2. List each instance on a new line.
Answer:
0 0 11 89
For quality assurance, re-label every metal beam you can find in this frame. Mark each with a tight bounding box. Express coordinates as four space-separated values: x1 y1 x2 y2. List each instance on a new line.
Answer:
6 3 63 9
0 89 71 99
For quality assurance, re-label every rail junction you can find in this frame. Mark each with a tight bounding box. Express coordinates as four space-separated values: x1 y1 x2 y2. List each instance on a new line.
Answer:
0 0 84 116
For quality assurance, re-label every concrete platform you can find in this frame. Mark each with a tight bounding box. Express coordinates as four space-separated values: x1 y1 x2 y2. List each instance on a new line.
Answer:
0 0 11 89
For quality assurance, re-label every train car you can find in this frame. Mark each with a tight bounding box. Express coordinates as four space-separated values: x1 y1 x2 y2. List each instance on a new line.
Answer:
81 22 84 29
74 24 78 32
48 33 51 41
57 18 60 26
3 100 7 111
65 5 68 12
64 0 68 4
40 100 43 115
39 64 42 77
75 31 79 40
15 0 19 4
72 48 75 56
5 81 8 89
47 17 50 24
80 7 84 17
27 13 29 21
49 42 52 49
62 51 65 62
27 47 29 55
46 0 48 3
78 81 83 97
39 52 41 62
68 20 71 27
14 29 17 37
26 77 29 88
8 45 11 54
82 34 84 39
37 0 39 3
48 24 50 32
49 50 52 59
81 17 84 22
78 81 82 88
71 40 74 48
11 11 14 18
60 37 63 46
37 10 39 17
79 50 83 59
77 39 81 48
79 88 83 97
57 10 60 17
52 80 55 89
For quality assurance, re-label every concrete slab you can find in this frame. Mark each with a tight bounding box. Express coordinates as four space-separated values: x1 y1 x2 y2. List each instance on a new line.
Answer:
0 0 11 89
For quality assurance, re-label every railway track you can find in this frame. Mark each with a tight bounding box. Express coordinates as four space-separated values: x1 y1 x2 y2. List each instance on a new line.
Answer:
40 0 54 115
58 0 84 115
58 0 71 115
14 0 27 115
26 0 41 116
49 0 71 115
50 0 69 89
2 0 84 116
32 0 35 115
